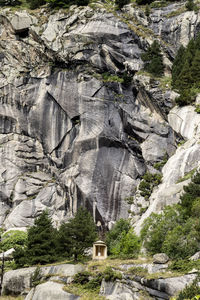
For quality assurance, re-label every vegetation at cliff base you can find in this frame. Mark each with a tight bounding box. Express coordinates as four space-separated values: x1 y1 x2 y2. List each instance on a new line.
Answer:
57 206 97 261
106 219 141 258
12 207 97 267
141 171 200 259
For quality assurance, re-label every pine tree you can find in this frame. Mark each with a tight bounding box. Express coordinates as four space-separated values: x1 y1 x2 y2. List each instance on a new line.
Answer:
180 172 200 217
141 40 164 77
175 60 192 92
59 207 97 261
26 211 58 265
190 50 200 87
172 45 186 90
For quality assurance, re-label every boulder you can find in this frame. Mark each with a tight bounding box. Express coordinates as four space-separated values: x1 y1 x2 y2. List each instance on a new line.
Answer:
100 279 140 300
25 282 80 300
10 12 32 33
2 264 84 295
0 248 15 261
189 251 200 261
153 253 169 264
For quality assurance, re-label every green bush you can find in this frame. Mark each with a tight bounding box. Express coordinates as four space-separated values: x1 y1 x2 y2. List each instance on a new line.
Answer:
169 259 200 273
73 271 91 284
85 273 103 290
1 230 27 252
106 219 140 258
102 266 122 282
141 172 200 258
110 229 141 258
106 219 130 253
138 172 162 199
31 266 42 287
141 205 183 255
162 219 199 259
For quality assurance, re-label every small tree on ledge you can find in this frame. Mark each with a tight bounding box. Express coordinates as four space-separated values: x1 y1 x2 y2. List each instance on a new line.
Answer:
141 40 164 77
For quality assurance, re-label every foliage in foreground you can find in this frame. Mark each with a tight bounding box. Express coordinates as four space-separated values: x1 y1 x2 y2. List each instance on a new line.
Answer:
141 172 200 259
106 219 141 258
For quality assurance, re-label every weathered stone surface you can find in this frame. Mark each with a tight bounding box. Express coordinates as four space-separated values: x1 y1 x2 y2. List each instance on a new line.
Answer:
153 253 169 264
0 248 15 261
2 264 84 295
189 251 200 261
0 6 178 229
10 12 34 33
100 270 198 300
1 1 200 231
120 263 168 274
100 279 140 300
168 106 200 140
25 282 80 300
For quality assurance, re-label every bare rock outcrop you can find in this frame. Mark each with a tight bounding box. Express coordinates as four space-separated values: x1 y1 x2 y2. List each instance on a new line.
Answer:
0 2 200 229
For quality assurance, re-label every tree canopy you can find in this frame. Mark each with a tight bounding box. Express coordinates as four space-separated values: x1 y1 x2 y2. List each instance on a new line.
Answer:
141 171 200 259
141 40 164 77
58 207 97 261
172 35 200 106
26 210 57 265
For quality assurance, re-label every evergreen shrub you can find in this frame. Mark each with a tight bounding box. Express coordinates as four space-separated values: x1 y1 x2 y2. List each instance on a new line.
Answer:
141 40 164 77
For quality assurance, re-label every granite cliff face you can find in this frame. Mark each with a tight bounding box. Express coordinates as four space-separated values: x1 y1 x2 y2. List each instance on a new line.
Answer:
0 1 200 230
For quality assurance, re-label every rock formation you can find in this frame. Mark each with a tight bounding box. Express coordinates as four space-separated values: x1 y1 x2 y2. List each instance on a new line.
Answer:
0 1 200 231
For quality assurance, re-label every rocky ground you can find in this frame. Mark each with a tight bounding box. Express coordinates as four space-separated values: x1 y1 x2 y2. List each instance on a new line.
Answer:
1 257 198 300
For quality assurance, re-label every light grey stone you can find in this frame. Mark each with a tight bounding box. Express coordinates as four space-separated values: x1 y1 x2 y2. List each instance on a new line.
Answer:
25 282 80 300
153 253 169 264
0 248 15 261
189 251 200 261
2 264 84 295
10 12 32 33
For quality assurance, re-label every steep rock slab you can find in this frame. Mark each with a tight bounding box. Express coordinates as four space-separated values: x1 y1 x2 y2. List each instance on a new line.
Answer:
0 6 177 227
135 105 200 234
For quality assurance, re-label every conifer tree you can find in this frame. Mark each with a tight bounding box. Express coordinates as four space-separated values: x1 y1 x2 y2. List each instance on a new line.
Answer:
59 207 97 261
141 40 164 77
26 211 57 265
176 60 192 92
172 45 186 90
190 50 200 87
180 172 200 217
